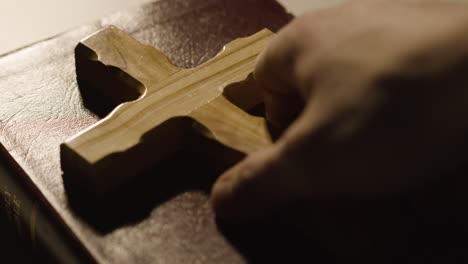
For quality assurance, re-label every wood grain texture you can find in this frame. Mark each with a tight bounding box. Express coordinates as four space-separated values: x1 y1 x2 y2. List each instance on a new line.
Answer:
62 28 273 194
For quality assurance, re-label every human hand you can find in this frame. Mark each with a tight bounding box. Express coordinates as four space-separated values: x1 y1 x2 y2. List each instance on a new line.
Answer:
211 0 468 222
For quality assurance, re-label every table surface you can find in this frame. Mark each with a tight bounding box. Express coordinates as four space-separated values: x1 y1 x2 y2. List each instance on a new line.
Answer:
0 0 343 263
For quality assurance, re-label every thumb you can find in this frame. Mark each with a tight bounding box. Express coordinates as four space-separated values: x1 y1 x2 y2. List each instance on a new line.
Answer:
210 143 306 222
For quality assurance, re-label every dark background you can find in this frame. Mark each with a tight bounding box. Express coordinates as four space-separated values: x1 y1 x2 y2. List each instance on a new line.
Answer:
0 215 41 263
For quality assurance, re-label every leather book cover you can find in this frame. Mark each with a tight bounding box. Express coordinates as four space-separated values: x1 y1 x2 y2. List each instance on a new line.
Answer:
0 0 335 263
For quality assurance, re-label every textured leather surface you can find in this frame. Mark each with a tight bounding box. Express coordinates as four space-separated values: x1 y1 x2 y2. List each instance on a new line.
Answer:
0 1 306 263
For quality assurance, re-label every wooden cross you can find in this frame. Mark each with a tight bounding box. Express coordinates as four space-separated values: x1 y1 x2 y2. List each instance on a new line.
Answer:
61 27 273 194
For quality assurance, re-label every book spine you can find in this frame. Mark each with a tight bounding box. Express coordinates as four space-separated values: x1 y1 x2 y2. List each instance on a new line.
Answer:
0 144 96 264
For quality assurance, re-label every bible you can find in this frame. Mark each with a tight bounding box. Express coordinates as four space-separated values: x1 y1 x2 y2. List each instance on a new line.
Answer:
0 1 333 263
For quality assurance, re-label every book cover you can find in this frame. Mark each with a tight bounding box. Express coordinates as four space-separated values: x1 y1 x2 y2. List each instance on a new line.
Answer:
0 0 331 263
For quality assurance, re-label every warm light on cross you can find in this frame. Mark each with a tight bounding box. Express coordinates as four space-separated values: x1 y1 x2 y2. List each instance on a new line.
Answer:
60 27 273 194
